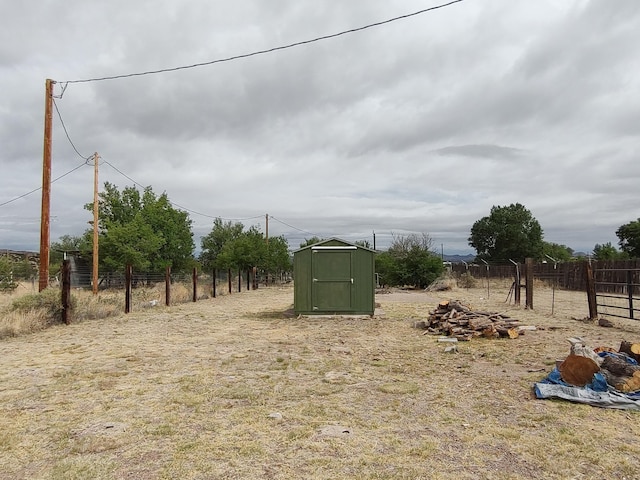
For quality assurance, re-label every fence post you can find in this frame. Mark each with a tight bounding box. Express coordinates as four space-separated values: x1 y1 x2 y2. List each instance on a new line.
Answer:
61 259 71 325
165 266 171 306
212 268 217 298
514 263 521 306
525 258 534 309
192 267 197 302
125 264 132 314
228 268 232 294
627 270 634 320
585 261 597 320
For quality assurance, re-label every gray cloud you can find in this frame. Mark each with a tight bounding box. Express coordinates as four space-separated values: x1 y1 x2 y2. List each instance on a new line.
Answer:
1 0 638 255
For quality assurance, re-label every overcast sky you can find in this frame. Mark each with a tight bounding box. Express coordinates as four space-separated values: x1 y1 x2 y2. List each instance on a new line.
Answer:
1 0 639 256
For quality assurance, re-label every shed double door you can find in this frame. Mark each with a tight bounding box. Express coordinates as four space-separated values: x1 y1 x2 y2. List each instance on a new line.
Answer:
311 247 355 312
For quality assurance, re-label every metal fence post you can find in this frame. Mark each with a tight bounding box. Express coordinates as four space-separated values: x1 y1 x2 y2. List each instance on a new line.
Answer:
61 259 71 324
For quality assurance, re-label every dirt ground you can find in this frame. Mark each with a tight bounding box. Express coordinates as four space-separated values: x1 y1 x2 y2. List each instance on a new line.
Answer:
1 281 640 479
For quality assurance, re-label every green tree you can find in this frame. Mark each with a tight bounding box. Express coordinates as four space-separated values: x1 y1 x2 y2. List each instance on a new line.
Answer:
264 236 292 275
542 242 573 262
375 233 443 289
468 203 544 263
299 237 324 248
140 189 194 271
85 183 194 273
593 242 626 260
616 219 640 258
200 218 245 270
0 256 18 291
99 213 165 272
218 226 266 270
50 235 84 264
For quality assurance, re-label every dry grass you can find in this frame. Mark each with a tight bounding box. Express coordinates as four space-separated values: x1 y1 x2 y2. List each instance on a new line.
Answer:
0 281 215 340
1 280 640 479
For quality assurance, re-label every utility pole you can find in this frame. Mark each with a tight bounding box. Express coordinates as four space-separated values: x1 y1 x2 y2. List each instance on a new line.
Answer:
92 153 100 294
39 79 54 292
373 231 376 250
265 213 269 244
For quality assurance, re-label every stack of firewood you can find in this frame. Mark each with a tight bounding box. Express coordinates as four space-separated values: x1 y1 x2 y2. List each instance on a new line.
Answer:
559 339 640 392
415 300 521 341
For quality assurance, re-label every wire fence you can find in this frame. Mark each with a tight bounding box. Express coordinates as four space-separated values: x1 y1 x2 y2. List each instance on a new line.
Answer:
56 262 291 316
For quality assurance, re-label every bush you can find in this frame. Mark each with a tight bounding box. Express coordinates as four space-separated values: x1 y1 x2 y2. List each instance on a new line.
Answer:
10 287 73 324
457 272 478 288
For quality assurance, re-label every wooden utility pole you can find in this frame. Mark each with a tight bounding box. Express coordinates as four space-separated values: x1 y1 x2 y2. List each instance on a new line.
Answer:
39 79 54 291
92 153 99 294
265 213 269 244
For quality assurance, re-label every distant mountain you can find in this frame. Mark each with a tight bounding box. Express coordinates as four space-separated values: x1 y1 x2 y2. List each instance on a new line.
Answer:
442 254 476 263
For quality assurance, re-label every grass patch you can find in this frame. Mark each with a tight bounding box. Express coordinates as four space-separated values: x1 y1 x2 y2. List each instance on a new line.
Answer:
377 382 419 394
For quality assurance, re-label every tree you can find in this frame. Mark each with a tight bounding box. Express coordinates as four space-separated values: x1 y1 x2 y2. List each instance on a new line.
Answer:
99 213 165 272
616 219 640 258
299 237 324 248
375 233 443 289
217 226 266 270
85 183 194 273
200 218 245 270
468 203 544 263
593 242 626 261
542 242 573 262
264 236 292 276
50 235 84 264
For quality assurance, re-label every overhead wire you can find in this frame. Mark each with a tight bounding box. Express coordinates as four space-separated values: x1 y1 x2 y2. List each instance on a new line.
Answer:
53 98 91 161
59 0 464 84
0 161 88 208
268 216 320 238
7 2 466 238
101 160 264 222
0 95 95 208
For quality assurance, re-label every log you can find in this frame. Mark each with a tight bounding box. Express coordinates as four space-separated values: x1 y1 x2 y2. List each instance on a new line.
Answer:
600 355 640 392
423 299 522 341
496 327 519 339
619 341 640 363
558 354 600 387
468 317 494 330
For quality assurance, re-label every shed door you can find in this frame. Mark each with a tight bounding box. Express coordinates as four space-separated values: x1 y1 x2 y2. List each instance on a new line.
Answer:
311 248 354 312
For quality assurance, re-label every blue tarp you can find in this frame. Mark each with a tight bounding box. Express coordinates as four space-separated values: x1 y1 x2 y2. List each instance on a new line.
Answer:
533 352 640 411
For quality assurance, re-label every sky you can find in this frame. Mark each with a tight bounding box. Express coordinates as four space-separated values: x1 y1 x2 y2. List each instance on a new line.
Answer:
1 0 639 256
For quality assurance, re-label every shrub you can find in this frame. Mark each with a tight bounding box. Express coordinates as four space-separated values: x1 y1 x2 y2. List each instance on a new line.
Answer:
10 287 73 324
457 272 478 288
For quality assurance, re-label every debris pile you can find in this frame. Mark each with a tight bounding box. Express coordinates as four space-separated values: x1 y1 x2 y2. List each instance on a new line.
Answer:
415 300 522 341
559 338 640 392
534 338 640 410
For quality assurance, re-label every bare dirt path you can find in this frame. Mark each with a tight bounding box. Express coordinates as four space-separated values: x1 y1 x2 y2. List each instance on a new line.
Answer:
1 283 640 479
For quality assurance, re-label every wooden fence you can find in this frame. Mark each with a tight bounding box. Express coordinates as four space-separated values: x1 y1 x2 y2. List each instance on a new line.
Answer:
451 259 640 291
452 259 640 320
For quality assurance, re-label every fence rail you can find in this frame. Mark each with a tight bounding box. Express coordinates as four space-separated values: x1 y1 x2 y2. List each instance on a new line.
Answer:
592 267 640 320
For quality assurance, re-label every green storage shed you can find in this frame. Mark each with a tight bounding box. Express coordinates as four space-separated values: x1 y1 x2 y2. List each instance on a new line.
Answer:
293 238 376 316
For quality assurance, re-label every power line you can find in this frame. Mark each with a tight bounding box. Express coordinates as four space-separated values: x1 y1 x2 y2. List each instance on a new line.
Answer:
60 1 464 84
0 161 88 208
269 216 319 238
53 98 90 160
101 159 264 222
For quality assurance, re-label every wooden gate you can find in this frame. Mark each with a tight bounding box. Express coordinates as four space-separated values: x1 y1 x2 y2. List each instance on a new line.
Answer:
589 266 640 320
